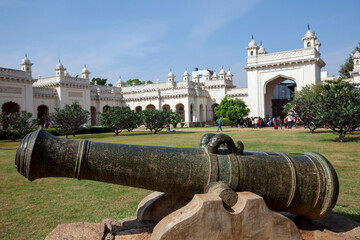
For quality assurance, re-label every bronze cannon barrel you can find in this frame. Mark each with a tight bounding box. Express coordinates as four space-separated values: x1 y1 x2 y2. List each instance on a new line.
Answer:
15 129 339 219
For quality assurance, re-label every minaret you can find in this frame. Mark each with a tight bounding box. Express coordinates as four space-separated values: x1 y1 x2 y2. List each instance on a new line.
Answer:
302 25 317 48
81 65 90 80
168 69 175 82
55 60 66 77
183 69 190 82
20 54 33 76
247 35 258 57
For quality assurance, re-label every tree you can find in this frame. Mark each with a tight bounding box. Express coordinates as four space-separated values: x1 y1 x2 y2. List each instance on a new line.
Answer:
339 43 360 78
124 79 153 87
50 102 90 138
171 113 181 128
90 78 112 86
100 106 139 135
214 97 250 123
283 84 324 133
0 111 34 141
140 109 179 134
316 80 360 142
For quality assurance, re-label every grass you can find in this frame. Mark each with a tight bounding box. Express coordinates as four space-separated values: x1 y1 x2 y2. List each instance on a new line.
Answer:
0 127 359 239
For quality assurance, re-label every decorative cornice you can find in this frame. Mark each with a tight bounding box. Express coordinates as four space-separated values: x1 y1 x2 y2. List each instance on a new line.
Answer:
244 58 323 70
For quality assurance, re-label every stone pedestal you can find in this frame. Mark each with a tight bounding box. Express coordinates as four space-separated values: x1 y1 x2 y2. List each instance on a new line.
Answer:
45 192 360 240
150 192 301 240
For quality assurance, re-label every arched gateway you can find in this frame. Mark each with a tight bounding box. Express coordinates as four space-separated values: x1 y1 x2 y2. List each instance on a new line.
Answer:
244 29 325 117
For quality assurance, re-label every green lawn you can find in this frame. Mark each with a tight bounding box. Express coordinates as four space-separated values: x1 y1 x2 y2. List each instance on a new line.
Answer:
0 127 359 239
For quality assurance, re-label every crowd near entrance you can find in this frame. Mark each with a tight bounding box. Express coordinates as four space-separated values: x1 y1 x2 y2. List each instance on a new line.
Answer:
264 76 296 120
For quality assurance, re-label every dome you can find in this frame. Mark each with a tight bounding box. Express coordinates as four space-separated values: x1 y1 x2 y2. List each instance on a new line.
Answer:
219 68 226 74
183 69 189 76
354 51 360 58
226 70 233 76
21 57 31 64
81 65 90 74
55 61 65 70
258 45 266 54
20 55 32 65
304 30 315 38
168 71 175 77
248 39 257 47
212 72 218 77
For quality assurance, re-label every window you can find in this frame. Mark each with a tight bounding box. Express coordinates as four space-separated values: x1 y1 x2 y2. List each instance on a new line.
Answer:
307 42 311 47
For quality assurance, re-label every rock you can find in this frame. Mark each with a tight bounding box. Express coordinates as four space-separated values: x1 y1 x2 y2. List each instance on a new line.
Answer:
45 222 107 240
313 229 356 240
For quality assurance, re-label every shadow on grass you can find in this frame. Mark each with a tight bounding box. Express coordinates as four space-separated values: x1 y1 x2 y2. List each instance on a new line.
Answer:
305 129 333 134
319 135 360 143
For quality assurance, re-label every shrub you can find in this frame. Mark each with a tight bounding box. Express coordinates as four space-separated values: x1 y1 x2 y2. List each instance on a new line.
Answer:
221 118 235 126
100 106 139 135
0 111 34 141
180 122 185 128
50 102 90 138
44 128 62 136
200 121 205 127
140 109 180 134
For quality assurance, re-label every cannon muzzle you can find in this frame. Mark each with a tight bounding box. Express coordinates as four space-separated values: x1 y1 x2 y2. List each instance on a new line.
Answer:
15 129 339 219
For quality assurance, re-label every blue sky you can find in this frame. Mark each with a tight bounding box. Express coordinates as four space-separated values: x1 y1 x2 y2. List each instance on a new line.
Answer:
0 0 359 87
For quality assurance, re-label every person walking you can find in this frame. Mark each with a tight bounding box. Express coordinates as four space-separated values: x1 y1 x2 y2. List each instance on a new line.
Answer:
216 117 223 132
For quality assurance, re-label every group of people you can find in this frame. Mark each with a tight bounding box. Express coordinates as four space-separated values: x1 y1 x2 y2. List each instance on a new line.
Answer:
215 116 300 132
236 116 300 129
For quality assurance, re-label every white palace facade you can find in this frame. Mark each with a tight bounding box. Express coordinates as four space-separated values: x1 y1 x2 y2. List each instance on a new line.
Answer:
1 29 360 126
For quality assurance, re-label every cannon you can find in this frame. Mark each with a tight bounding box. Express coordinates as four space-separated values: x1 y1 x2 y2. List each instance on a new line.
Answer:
15 129 339 220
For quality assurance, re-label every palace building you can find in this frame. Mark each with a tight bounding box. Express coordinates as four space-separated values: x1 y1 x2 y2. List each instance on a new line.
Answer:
1 29 359 126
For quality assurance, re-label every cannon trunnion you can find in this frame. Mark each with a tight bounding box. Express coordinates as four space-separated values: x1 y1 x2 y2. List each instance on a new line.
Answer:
15 129 339 220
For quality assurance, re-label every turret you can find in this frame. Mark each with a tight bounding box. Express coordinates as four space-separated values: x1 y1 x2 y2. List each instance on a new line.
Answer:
81 65 90 80
20 54 33 76
302 25 317 48
183 69 190 82
247 35 258 57
117 77 123 88
219 67 226 80
204 71 211 82
212 71 218 81
353 51 360 71
226 69 233 81
258 41 267 55
55 60 66 77
168 69 175 82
